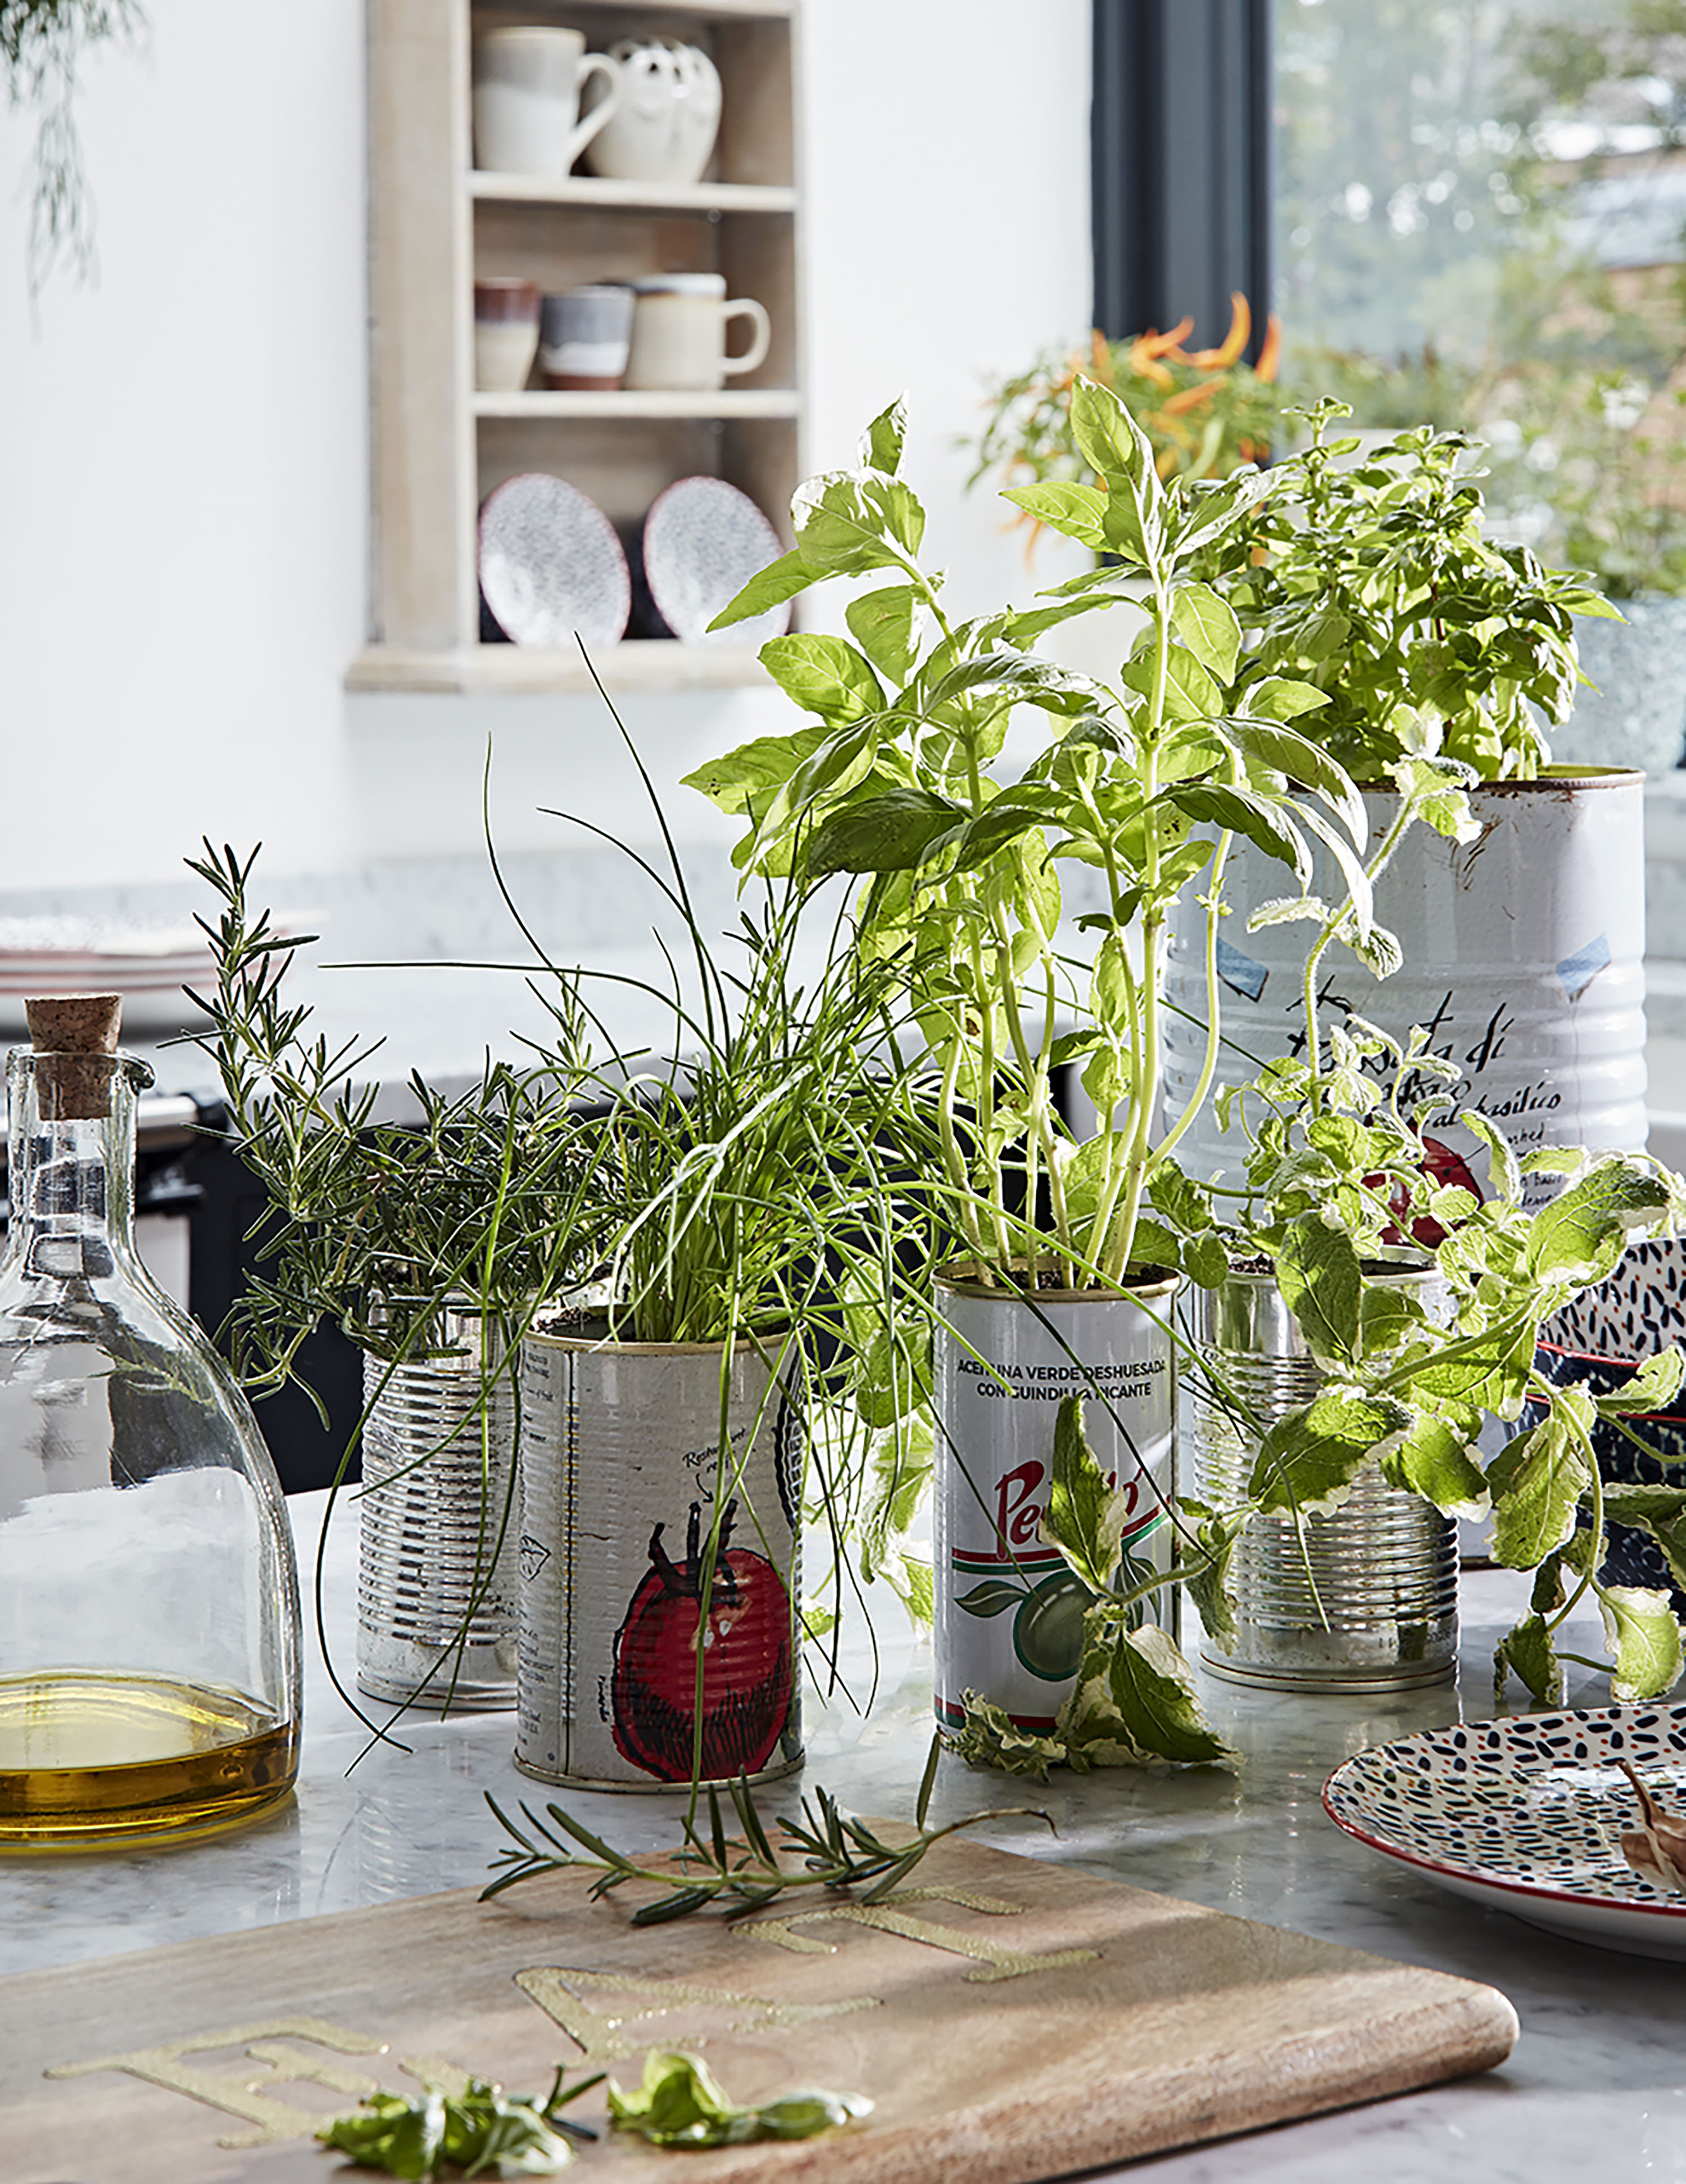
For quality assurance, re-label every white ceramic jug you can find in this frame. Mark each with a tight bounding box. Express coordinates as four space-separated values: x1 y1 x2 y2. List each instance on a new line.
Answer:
583 37 723 186
473 27 623 176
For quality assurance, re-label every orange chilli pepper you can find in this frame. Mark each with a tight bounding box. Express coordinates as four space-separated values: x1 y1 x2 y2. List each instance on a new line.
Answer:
1256 311 1283 383
1186 292 1250 369
1161 378 1222 416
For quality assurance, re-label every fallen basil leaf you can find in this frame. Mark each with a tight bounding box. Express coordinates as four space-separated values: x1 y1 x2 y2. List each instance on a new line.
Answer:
607 2051 871 2149
319 2070 599 2179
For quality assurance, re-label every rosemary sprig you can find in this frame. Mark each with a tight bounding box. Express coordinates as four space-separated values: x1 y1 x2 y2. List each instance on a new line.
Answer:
481 1733 1050 1922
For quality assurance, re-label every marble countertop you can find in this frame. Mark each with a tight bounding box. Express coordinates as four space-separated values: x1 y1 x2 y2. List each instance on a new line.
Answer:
3 1497 1684 2182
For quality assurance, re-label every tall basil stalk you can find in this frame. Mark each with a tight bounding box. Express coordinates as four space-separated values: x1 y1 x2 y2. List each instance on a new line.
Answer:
690 384 1375 1293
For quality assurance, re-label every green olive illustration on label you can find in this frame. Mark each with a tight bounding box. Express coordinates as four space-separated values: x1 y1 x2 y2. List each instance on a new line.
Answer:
953 1565 1092 1683
1011 1568 1091 1681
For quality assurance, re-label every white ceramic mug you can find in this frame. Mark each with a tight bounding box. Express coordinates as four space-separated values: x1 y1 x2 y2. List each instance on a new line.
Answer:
624 274 771 393
473 277 540 393
473 27 623 176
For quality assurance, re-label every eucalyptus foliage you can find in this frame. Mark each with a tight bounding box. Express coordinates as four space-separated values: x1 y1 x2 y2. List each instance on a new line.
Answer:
691 385 1375 1294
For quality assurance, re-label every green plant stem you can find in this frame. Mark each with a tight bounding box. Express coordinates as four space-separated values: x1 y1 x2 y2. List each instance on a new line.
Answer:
1300 782 1418 1102
1151 831 1234 1173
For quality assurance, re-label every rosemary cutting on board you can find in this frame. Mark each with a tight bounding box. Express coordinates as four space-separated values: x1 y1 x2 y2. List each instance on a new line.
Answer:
482 1734 1050 1922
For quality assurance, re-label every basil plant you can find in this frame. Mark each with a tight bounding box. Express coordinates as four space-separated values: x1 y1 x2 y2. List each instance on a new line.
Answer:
686 383 1379 1295
1191 399 1617 782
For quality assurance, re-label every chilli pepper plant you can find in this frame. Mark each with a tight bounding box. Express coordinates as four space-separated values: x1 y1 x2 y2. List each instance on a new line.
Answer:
965 295 1285 558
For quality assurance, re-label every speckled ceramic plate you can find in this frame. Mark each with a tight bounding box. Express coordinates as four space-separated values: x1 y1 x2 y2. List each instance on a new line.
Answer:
479 473 631 647
640 475 791 645
1323 1706 1686 1959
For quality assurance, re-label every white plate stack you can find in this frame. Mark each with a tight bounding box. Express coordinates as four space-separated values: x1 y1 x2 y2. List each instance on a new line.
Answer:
0 918 214 1037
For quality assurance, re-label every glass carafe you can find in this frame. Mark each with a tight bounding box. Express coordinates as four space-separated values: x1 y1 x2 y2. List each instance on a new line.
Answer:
0 1049 301 1848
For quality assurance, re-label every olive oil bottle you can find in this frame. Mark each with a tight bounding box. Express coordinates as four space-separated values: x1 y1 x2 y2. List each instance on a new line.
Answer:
0 997 301 1849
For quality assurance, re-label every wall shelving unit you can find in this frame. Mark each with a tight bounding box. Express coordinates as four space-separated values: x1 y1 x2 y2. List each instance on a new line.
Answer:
353 0 800 695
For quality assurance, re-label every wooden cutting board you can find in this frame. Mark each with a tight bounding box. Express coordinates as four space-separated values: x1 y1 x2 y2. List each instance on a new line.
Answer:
0 1833 1516 2184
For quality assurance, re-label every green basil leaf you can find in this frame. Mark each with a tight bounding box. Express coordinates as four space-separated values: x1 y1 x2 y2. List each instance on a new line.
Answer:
859 395 908 475
706 545 814 632
759 632 886 726
1162 782 1312 883
1170 581 1243 681
999 481 1108 550
922 649 1103 717
804 788 964 877
1069 373 1155 484
1229 719 1364 848
1241 676 1333 722
679 723 830 817
845 583 919 681
793 470 923 574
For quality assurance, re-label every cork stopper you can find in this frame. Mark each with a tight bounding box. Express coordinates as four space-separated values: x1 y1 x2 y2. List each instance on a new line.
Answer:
26 993 123 1120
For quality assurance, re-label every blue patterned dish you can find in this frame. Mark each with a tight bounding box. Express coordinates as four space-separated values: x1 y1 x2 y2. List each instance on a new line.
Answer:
1322 1706 1686 1959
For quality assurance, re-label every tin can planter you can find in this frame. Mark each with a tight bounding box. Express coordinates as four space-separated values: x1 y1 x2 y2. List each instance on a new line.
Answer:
516 1320 804 1791
356 1309 518 1711
1188 1265 1457 1691
1554 599 1686 778
932 1269 1179 1734
1164 770 1647 1200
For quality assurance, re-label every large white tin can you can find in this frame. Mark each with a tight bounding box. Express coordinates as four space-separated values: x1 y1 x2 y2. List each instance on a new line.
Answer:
516 1323 803 1791
1164 771 1647 1202
932 1272 1178 1734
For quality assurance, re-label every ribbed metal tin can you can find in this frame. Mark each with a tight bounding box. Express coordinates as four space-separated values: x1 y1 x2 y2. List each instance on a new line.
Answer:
515 1322 804 1791
356 1309 518 1710
1164 771 1648 1202
932 1270 1179 1733
1188 1267 1457 1691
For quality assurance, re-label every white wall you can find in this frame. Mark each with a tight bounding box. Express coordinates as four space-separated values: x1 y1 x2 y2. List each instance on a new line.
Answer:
0 0 1091 891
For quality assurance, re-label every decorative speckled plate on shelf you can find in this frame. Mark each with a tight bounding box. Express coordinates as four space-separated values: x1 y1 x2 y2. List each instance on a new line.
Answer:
1323 1706 1686 1959
640 474 792 645
478 472 631 647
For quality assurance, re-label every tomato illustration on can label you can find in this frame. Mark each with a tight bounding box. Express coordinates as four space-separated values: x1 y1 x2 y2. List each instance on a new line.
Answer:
611 1498 794 1783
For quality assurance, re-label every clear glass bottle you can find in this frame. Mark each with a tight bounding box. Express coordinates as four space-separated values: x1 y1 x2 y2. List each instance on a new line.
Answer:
0 1044 301 1848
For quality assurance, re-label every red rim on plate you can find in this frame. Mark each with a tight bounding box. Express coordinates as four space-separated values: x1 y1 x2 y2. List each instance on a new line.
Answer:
1321 1705 1686 1953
